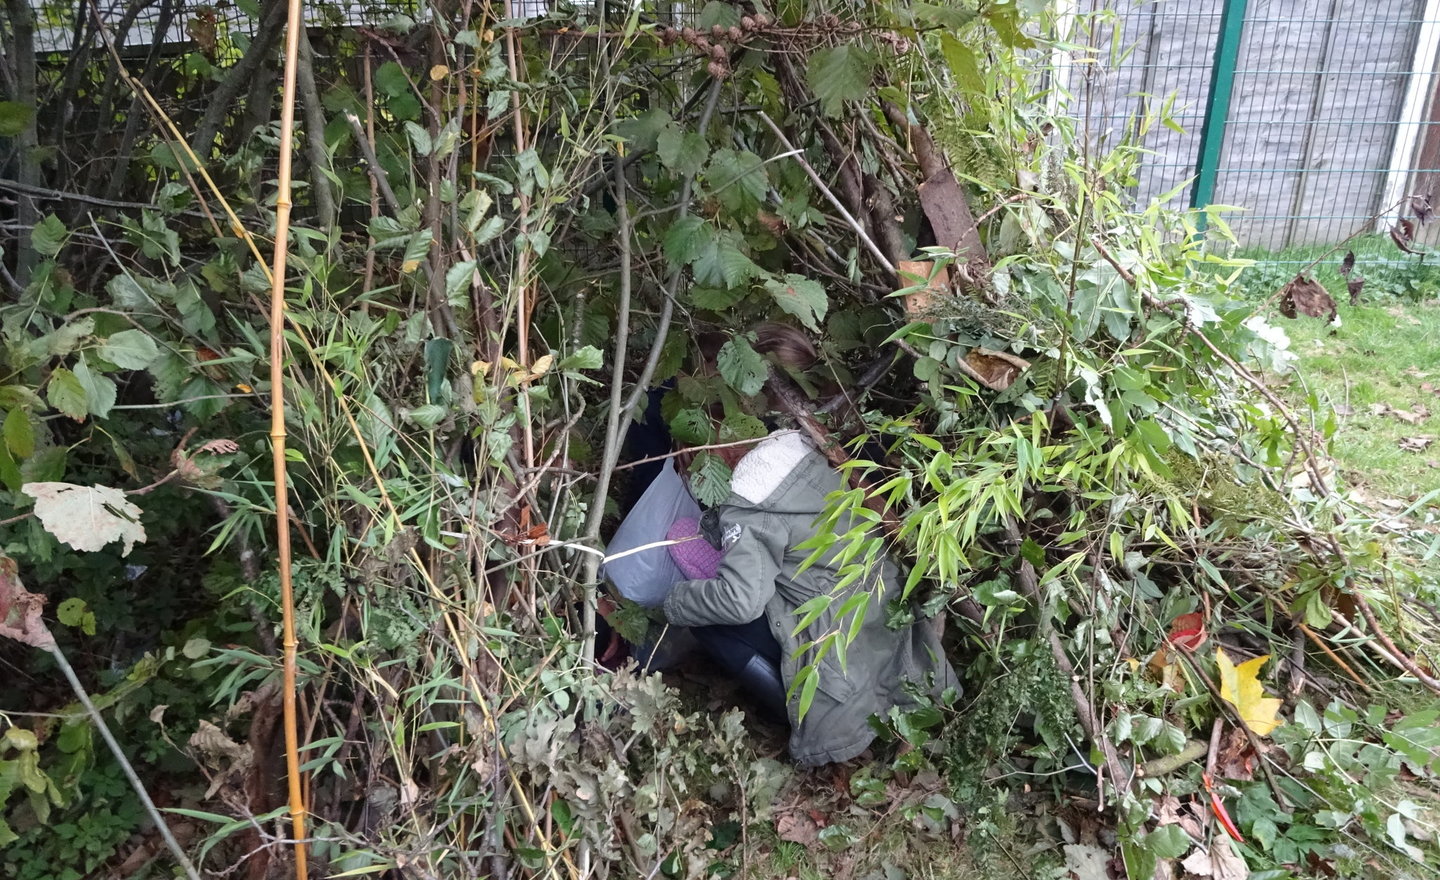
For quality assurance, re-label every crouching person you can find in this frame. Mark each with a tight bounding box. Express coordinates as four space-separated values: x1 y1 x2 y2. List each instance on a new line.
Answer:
662 431 958 767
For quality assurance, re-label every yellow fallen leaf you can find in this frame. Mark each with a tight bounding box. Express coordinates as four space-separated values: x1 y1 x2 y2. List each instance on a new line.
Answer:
429 64 450 81
1216 648 1283 736
400 259 421 274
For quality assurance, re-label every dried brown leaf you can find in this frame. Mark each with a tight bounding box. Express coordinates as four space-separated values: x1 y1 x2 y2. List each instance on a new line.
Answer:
1392 218 1424 255
1413 193 1434 226
1279 276 1337 322
0 556 55 649
1339 250 1355 276
775 810 820 846
1181 836 1250 879
1347 275 1364 306
962 348 1030 391
1400 435 1435 452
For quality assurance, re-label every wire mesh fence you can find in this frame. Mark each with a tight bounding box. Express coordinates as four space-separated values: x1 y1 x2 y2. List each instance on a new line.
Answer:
1068 0 1440 270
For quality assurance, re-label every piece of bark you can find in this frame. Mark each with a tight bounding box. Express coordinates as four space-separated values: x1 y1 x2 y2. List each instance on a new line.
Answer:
898 260 951 318
918 169 992 285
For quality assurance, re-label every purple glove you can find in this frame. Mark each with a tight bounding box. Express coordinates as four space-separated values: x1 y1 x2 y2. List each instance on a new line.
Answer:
667 517 724 579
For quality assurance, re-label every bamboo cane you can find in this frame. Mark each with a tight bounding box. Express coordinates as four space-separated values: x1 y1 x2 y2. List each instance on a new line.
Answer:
268 0 309 875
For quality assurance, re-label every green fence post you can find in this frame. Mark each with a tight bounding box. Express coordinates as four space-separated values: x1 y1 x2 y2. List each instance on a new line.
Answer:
1190 0 1250 229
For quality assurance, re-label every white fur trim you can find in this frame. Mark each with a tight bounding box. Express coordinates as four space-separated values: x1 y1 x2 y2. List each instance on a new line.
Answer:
731 432 812 504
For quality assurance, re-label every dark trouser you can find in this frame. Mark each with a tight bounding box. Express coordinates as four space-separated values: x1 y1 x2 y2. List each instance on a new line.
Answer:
691 617 787 723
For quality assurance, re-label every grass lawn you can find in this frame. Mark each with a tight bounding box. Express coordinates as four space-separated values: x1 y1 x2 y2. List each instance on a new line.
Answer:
1276 295 1440 501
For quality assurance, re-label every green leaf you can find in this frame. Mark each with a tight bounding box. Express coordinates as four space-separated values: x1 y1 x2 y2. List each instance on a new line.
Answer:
910 2 977 27
1144 824 1191 860
614 108 672 151
664 215 708 266
4 408 34 458
939 34 983 93
0 101 35 137
31 214 67 257
56 598 97 636
669 408 715 446
697 0 740 29
689 286 746 310
404 121 433 156
374 61 411 97
558 346 604 372
46 368 88 421
717 337 768 396
74 357 117 420
806 45 876 117
107 274 156 308
657 125 708 177
764 273 828 330
720 411 767 442
445 260 476 304
706 149 769 213
688 452 733 506
99 329 161 370
693 230 760 288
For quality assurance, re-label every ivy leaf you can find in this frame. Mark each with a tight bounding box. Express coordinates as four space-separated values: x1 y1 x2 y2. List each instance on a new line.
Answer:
73 358 116 420
764 273 828 331
693 230 760 288
657 125 709 177
717 337 768 396
31 214 67 257
21 482 147 556
46 368 89 421
806 45 876 117
664 215 709 266
688 452 733 507
99 329 160 370
1216 648 1284 737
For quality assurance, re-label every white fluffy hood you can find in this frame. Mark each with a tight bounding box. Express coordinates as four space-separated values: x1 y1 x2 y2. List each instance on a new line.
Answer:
730 431 816 505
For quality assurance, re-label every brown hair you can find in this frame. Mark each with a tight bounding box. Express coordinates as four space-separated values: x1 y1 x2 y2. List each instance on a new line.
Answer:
751 323 817 371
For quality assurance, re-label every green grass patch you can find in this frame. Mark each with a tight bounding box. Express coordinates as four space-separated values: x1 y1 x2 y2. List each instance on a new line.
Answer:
1278 300 1440 499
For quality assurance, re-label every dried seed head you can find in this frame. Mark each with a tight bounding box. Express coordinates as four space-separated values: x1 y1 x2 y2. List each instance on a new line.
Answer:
741 15 755 29
680 26 696 42
753 12 771 26
727 26 743 41
660 27 678 46
707 60 729 79
711 24 726 38
693 36 711 52
711 43 728 60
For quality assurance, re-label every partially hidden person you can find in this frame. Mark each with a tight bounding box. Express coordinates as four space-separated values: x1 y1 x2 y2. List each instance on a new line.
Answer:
661 429 959 767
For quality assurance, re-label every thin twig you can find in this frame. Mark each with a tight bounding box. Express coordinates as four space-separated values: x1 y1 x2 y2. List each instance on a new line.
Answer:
757 111 896 275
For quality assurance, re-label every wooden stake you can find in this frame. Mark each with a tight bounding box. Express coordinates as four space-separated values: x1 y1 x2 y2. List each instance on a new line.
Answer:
268 0 309 874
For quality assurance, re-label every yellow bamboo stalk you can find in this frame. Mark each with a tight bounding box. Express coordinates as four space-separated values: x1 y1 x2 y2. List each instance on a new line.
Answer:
268 0 309 875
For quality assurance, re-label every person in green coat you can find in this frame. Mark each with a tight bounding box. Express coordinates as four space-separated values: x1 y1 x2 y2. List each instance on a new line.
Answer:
662 430 958 767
